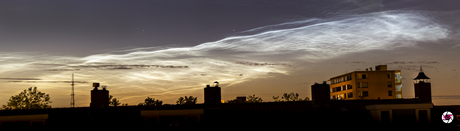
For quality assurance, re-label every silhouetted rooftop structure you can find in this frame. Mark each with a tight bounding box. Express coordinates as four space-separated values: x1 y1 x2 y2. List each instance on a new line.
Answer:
414 66 430 80
0 77 458 128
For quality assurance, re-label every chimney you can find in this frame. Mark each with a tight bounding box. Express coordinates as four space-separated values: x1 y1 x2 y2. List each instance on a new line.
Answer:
370 67 372 71
204 82 221 108
375 65 387 71
90 83 109 110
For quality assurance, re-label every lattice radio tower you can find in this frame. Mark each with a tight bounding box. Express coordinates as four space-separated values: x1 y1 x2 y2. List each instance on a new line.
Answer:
70 73 75 108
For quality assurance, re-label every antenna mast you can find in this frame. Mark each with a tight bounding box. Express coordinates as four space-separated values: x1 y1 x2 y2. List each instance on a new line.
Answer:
71 73 75 108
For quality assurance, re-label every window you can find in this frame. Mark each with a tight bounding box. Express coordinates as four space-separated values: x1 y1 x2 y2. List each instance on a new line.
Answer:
395 72 402 83
393 109 416 123
347 85 352 90
347 93 353 98
387 74 391 79
388 91 392 96
336 94 343 100
344 75 352 81
358 74 367 79
336 87 341 91
362 91 368 97
362 82 368 88
388 82 392 87
357 82 361 88
419 110 428 123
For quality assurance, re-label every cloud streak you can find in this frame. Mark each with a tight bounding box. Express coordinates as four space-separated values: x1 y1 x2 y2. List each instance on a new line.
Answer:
0 9 457 106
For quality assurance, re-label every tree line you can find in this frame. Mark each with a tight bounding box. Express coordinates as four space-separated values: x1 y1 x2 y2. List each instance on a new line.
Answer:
108 95 198 107
226 92 309 103
1 87 310 110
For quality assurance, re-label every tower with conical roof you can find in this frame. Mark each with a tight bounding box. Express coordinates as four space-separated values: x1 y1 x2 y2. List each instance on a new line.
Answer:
414 66 431 103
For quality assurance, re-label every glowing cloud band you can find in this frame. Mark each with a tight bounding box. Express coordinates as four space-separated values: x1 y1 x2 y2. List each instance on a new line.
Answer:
0 10 454 106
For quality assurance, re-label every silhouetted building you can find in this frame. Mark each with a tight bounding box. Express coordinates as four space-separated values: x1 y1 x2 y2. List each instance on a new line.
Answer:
1 73 459 128
366 103 433 124
329 65 402 100
236 96 246 103
414 66 432 103
90 83 109 110
311 81 330 105
204 81 221 108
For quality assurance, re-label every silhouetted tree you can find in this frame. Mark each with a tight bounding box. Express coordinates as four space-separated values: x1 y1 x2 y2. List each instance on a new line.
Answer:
272 96 281 102
2 87 52 110
176 96 197 105
247 94 263 103
273 92 309 102
138 97 162 106
109 95 121 106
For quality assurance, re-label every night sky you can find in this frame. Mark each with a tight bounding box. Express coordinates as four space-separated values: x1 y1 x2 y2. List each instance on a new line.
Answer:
1 0 460 107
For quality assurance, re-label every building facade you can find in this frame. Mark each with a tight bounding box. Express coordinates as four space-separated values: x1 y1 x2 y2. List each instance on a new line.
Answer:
329 65 402 100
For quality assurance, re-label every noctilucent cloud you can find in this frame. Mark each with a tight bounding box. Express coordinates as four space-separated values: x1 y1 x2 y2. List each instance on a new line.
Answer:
1 0 460 107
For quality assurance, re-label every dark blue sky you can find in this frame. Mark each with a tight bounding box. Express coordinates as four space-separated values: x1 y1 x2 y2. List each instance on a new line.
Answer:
1 0 324 56
5 0 455 56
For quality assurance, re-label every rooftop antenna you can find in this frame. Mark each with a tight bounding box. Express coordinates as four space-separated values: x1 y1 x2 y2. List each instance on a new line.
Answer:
212 81 219 87
70 73 75 108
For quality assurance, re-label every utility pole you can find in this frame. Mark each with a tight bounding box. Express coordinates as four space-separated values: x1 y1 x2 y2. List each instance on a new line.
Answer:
71 73 75 108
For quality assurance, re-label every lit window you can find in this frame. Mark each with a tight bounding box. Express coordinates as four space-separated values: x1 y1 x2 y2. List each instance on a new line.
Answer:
388 82 392 87
396 85 402 91
362 82 368 88
395 72 402 83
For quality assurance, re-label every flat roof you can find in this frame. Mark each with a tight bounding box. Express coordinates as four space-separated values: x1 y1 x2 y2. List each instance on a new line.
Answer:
329 70 401 80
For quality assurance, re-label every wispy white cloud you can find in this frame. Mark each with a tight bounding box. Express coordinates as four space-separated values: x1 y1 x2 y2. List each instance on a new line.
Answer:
0 10 454 107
